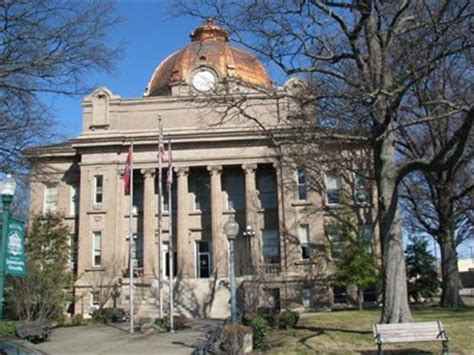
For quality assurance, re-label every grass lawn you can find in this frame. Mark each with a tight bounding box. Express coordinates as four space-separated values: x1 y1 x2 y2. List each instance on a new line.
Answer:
266 298 474 354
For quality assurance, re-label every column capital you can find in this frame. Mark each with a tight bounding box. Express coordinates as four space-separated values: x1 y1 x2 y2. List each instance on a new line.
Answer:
242 163 257 174
207 165 222 176
174 166 189 177
140 168 156 179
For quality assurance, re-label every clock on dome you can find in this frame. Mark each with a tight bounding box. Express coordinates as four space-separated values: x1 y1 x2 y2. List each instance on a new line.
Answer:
192 69 216 92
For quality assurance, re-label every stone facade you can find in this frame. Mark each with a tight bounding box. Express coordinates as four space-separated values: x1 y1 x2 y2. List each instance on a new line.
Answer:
26 20 378 319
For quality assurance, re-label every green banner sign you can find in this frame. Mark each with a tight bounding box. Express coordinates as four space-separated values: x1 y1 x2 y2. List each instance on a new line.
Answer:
5 218 26 277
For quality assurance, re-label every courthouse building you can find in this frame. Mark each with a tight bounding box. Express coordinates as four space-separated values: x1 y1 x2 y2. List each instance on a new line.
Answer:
26 19 375 318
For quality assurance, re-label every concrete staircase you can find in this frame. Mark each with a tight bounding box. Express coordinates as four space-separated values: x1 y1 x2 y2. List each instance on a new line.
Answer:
120 277 232 320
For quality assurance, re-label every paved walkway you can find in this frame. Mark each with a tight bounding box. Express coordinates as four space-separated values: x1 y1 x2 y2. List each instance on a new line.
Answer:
33 319 220 355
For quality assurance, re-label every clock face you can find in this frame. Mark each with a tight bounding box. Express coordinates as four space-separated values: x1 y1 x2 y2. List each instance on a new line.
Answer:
192 70 216 92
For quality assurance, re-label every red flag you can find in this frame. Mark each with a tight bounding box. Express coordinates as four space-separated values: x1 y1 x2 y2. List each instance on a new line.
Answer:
166 141 173 191
123 148 132 193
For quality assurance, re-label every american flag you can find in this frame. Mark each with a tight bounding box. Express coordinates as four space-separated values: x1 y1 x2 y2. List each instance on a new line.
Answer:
158 129 166 163
166 140 173 191
123 147 132 193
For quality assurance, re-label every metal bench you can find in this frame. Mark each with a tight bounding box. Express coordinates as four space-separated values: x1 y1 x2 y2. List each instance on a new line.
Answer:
16 321 51 343
373 321 449 355
192 324 223 355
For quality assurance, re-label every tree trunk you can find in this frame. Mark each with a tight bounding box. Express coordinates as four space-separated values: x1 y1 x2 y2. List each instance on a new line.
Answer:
439 233 465 308
357 287 364 311
375 137 412 324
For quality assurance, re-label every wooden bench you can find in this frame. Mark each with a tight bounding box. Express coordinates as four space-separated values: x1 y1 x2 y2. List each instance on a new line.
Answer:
373 321 449 355
16 321 51 343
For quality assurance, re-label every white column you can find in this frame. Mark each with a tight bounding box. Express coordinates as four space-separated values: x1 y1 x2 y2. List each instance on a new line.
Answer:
208 165 226 277
242 163 259 271
176 167 193 278
141 168 156 277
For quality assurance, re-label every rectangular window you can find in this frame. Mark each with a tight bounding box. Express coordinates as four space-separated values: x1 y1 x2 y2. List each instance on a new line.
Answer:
354 172 370 205
132 180 143 213
360 224 374 254
297 168 307 200
92 231 102 266
91 291 100 308
43 185 58 213
68 234 77 271
261 229 279 264
325 174 341 205
302 287 314 309
93 175 103 206
333 286 347 304
132 234 144 269
70 185 79 216
264 288 281 311
327 226 344 260
299 224 311 259
196 241 212 278
224 173 244 210
192 175 210 212
257 170 277 209
163 242 177 278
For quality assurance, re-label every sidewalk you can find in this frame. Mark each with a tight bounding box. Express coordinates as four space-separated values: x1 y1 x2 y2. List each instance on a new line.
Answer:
34 319 221 355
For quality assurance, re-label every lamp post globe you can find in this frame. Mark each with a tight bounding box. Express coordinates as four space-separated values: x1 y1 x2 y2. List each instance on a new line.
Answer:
0 174 17 200
224 215 239 239
224 215 239 325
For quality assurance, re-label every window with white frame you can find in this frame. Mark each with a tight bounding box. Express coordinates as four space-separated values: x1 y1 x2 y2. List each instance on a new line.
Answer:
92 231 102 266
325 173 341 205
43 185 58 213
354 172 370 205
261 229 279 264
326 226 344 260
70 185 79 216
196 241 211 278
93 175 103 206
192 175 210 212
224 173 244 210
297 168 307 200
299 224 311 259
257 170 277 209
68 234 77 271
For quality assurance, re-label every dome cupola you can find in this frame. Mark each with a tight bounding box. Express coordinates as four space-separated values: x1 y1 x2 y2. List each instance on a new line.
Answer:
144 18 273 96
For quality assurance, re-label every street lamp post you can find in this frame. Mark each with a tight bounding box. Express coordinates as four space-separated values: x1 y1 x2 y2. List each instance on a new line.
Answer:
223 215 239 325
0 174 17 319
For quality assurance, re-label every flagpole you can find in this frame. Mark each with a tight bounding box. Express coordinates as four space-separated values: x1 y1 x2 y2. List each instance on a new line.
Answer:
168 139 174 333
128 138 134 333
157 115 163 319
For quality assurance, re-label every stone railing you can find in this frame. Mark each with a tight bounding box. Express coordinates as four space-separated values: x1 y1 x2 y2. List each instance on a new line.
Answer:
259 263 281 275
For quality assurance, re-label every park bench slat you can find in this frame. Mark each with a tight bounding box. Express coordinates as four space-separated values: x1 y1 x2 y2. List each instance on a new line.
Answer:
373 321 449 355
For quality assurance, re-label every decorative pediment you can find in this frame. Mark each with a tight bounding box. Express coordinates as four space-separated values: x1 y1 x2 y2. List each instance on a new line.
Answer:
84 87 120 131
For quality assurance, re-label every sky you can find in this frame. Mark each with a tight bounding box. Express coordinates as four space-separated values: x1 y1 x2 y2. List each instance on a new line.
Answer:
52 1 194 139
50 0 284 140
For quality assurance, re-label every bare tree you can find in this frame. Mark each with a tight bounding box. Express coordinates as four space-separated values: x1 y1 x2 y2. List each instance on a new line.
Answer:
0 0 121 175
401 121 473 308
171 0 474 323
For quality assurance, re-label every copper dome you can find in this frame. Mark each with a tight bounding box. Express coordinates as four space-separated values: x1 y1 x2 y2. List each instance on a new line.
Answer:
144 18 273 96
